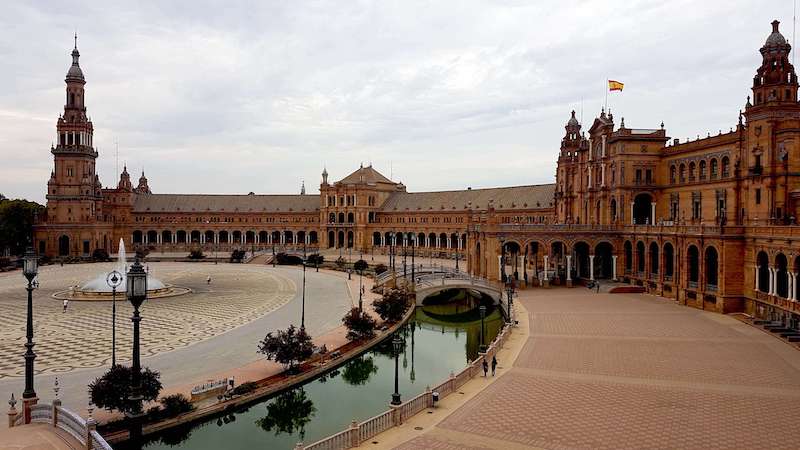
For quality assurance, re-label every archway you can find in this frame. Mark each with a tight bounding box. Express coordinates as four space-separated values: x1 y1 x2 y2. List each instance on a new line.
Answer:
688 245 700 285
475 242 482 276
757 251 770 292
220 230 231 243
259 231 268 244
147 230 158 244
328 230 335 248
636 241 645 274
337 231 345 248
162 230 172 245
347 231 354 248
624 241 633 274
132 230 143 244
246 231 256 244
633 193 653 225
284 230 293 245
502 241 521 281
573 241 591 279
649 242 659 276
663 242 674 280
594 242 614 279
347 212 355 223
190 230 201 243
705 247 719 290
550 241 566 279
177 230 187 244
233 230 243 244
776 253 788 298
309 231 318 244
373 232 381 246
58 235 70 256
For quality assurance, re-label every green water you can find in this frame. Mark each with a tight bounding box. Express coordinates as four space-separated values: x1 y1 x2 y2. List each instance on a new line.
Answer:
139 292 503 450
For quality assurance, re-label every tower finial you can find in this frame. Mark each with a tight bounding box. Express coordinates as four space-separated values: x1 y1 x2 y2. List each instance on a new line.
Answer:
74 31 78 50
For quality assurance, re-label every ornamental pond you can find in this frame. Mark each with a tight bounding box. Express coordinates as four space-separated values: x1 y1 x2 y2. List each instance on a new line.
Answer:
135 289 504 450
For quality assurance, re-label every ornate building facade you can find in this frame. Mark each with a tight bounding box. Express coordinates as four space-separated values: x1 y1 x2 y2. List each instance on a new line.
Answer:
33 20 800 327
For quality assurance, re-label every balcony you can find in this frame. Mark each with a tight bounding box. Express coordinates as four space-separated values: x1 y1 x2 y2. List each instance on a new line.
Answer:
749 165 763 176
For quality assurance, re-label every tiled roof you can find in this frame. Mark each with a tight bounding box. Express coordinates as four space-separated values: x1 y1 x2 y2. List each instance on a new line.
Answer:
337 165 395 185
132 194 320 213
380 184 555 212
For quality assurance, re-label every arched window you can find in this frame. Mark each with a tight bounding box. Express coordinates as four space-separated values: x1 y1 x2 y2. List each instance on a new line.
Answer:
689 162 696 181
329 213 335 223
610 199 617 222
721 156 730 178
624 241 633 273
670 165 676 184
705 247 719 290
688 245 700 285
710 159 718 179
636 241 645 273
699 160 706 180
347 212 354 223
679 164 686 183
663 243 674 279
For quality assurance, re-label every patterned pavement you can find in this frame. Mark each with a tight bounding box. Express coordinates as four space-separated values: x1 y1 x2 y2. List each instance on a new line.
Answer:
0 262 294 378
398 290 800 450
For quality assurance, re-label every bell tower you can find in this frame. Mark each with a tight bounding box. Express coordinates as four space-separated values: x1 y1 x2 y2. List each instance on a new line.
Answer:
751 20 798 107
46 36 102 228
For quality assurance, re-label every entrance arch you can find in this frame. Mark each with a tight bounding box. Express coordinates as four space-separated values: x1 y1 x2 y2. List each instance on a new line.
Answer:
594 242 614 279
649 242 659 276
573 241 591 279
757 251 770 292
58 235 70 256
636 241 645 274
705 247 719 290
688 245 700 285
663 242 674 280
624 241 633 274
776 253 788 298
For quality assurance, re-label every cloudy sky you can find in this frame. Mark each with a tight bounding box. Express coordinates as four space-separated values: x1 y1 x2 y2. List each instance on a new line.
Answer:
0 0 790 203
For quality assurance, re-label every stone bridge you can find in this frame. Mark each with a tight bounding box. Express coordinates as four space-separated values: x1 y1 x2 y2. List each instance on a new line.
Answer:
412 273 503 305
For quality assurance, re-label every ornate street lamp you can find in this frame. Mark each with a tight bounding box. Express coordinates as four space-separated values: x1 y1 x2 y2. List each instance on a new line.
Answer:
126 258 147 443
22 247 38 423
391 334 404 405
479 305 487 352
411 235 416 287
301 259 307 329
106 270 122 366
505 284 514 324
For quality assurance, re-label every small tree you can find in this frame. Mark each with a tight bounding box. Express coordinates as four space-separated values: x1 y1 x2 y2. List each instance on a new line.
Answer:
258 325 314 372
342 307 376 341
307 253 324 266
89 365 162 414
159 393 195 418
91 248 110 262
373 287 410 323
353 259 368 273
188 249 205 259
374 263 388 275
335 257 346 269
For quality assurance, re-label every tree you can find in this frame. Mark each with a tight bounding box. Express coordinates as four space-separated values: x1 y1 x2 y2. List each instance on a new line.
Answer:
0 198 44 256
307 253 324 266
255 389 316 440
258 325 314 371
158 394 195 418
88 365 162 414
341 355 378 386
372 287 410 323
353 259 368 272
342 307 376 341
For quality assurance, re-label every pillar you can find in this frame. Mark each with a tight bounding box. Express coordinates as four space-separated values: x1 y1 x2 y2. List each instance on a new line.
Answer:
589 254 595 280
566 255 572 281
543 255 549 279
769 267 775 295
755 265 759 291
497 255 502 279
790 272 796 301
630 203 635 224
612 255 618 280
650 202 656 226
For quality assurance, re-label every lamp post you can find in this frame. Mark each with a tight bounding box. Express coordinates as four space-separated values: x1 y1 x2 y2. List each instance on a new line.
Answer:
272 242 276 267
358 262 363 312
391 334 404 405
411 236 415 287
301 260 307 329
505 283 514 324
126 258 147 443
106 270 122 366
22 247 38 423
479 305 487 352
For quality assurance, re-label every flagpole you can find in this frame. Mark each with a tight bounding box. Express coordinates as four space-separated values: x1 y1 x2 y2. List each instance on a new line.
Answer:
604 77 608 112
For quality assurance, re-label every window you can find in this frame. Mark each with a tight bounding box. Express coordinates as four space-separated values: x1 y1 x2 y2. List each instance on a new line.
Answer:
710 159 718 179
67 168 74 177
670 165 676 184
645 169 653 184
679 164 686 183
699 160 706 180
755 188 761 205
692 192 701 219
721 157 730 178
689 162 695 181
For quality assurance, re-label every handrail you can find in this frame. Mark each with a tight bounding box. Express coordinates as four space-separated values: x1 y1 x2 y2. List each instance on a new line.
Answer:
8 401 112 450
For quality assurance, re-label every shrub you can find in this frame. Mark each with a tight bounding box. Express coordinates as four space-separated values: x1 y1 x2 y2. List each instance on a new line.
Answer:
374 263 388 275
159 394 195 418
88 365 162 414
276 252 303 265
258 325 315 371
231 381 258 396
230 249 247 263
188 249 205 259
335 257 346 268
342 307 376 341
307 254 324 266
373 287 410 323
91 248 110 262
353 259 368 272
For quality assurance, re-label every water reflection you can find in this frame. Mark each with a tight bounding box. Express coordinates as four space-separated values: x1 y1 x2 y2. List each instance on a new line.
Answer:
140 289 503 450
255 389 316 441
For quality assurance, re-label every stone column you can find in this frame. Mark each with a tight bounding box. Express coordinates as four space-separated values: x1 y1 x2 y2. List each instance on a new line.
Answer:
612 255 618 280
566 255 572 281
769 267 775 295
631 203 635 224
650 203 656 225
789 272 796 301
543 255 549 279
589 255 595 280
498 255 503 279
755 266 759 291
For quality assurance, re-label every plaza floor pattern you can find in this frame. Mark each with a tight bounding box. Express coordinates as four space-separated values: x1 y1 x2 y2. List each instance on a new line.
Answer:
397 290 800 450
0 262 294 378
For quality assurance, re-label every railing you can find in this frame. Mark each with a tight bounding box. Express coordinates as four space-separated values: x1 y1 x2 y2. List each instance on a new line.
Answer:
8 401 112 450
688 281 698 289
302 323 514 450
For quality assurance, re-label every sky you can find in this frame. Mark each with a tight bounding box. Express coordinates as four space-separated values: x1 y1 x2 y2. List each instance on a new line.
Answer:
0 0 792 203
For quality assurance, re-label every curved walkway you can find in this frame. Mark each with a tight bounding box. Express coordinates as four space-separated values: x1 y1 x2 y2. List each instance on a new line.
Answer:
373 288 800 450
0 263 354 416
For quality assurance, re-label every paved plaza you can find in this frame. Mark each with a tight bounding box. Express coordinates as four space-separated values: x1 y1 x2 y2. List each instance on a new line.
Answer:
390 289 800 450
0 261 355 413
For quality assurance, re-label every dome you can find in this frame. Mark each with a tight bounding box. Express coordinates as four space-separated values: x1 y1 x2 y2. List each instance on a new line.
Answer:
765 20 787 47
566 110 579 127
65 47 85 82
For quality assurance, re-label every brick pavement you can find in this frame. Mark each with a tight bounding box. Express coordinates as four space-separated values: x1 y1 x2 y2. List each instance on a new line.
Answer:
393 288 800 450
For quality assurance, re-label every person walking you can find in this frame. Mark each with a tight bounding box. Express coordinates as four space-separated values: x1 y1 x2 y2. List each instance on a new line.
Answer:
595 280 601 293
62 298 69 313
482 358 488 377
207 275 212 285
491 355 498 376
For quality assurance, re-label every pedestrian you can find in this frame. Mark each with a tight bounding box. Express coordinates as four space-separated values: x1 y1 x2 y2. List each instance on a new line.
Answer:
207 275 212 285
482 358 488 377
491 355 498 376
62 298 69 313
595 280 600 293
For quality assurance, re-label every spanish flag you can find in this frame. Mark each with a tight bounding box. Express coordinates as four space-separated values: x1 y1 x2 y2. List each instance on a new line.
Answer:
608 80 624 91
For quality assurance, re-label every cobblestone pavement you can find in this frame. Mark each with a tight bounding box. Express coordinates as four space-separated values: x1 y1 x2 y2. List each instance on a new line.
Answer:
399 290 800 450
0 262 294 378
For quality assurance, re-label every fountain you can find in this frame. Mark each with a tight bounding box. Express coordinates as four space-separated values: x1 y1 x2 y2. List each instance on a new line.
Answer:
53 239 190 301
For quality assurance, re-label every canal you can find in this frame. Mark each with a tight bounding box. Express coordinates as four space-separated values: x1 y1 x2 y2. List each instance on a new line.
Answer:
139 290 503 449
